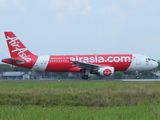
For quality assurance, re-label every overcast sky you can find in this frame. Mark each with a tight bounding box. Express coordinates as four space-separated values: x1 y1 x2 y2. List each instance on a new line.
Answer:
0 0 160 61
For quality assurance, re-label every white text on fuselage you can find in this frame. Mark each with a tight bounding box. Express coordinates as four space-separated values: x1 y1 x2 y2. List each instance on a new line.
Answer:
70 56 131 63
7 36 31 62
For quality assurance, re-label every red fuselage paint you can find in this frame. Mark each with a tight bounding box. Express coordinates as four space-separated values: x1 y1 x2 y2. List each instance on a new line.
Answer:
45 54 132 72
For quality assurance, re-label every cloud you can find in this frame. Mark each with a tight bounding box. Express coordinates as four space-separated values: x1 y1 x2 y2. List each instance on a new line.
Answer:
99 4 131 24
50 0 92 24
0 0 7 8
0 0 25 10
51 0 81 10
129 0 147 6
80 0 91 16
51 0 91 15
14 0 25 10
54 12 69 24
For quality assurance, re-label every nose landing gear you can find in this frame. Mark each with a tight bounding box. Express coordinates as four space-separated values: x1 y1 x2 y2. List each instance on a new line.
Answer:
136 71 140 79
82 75 89 80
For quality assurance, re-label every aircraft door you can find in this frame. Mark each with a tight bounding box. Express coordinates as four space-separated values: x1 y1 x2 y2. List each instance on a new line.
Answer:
136 56 141 65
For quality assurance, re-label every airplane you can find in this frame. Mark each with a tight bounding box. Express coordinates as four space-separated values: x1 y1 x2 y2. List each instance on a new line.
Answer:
1 32 158 80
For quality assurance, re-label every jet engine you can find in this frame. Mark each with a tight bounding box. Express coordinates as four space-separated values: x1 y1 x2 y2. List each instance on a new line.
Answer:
98 67 114 76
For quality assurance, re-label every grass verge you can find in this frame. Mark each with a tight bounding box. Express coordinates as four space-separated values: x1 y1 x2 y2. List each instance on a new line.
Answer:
0 81 160 119
0 104 160 120
0 81 160 107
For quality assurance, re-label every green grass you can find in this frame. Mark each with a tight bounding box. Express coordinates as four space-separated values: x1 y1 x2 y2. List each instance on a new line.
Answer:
0 104 160 120
0 81 160 119
0 81 160 106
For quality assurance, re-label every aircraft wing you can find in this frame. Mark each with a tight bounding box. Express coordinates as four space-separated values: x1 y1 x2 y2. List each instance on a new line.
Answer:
71 61 100 70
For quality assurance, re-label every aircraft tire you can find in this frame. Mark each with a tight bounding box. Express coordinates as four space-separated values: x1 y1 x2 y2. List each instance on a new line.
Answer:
82 75 89 80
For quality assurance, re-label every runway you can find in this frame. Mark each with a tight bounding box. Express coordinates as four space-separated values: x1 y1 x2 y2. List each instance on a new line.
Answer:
0 79 160 82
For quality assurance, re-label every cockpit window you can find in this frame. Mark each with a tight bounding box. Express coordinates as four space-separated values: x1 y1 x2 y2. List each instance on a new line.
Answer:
146 58 156 62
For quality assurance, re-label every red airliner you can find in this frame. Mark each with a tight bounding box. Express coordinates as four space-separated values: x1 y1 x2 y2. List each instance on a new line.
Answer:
2 32 158 79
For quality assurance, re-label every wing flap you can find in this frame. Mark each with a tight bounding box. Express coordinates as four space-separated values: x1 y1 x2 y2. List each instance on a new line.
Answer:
71 61 100 70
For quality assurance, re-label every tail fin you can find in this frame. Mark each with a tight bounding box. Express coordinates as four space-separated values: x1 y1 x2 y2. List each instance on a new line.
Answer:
4 32 34 62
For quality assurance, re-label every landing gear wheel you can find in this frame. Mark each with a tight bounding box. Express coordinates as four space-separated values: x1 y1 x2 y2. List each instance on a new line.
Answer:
135 71 140 79
82 75 89 80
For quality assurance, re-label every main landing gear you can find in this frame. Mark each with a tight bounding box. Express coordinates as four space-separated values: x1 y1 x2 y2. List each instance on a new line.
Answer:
82 70 89 80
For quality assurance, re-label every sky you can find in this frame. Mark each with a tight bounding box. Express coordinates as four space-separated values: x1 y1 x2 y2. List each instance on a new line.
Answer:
0 0 160 61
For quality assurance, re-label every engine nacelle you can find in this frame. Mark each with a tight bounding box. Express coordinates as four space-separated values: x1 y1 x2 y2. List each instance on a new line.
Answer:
98 67 114 76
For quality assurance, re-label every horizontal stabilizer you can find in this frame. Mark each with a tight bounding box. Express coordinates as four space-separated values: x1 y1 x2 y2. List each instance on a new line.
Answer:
4 58 24 64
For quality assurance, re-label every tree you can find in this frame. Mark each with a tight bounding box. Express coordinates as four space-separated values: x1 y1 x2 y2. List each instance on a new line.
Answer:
0 64 31 73
113 71 124 79
0 64 14 73
13 66 31 72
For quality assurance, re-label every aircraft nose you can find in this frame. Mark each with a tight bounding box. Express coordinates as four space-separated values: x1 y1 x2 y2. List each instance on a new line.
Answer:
155 62 159 68
153 61 159 69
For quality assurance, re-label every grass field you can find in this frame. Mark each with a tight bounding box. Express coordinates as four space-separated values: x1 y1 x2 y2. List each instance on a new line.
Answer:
0 81 160 120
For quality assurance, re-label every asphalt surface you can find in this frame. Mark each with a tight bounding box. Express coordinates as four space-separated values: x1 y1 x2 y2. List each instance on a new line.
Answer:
0 79 160 82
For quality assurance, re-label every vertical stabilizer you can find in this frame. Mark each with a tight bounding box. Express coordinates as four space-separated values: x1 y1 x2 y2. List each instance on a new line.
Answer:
4 32 34 62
